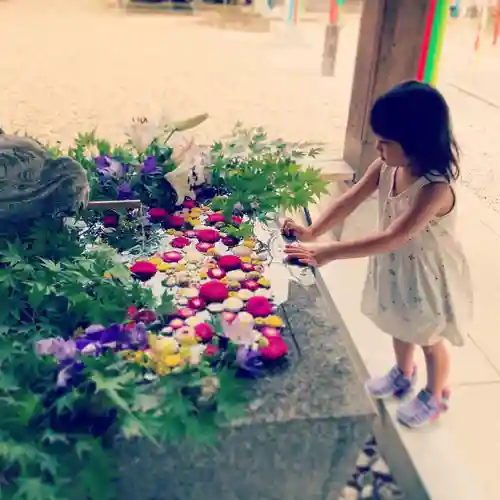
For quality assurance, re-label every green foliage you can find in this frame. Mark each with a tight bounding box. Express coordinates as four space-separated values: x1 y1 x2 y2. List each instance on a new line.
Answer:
207 124 329 218
0 218 250 499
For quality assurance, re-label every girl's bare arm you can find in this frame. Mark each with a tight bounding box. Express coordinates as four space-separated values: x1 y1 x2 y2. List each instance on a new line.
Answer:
309 159 382 238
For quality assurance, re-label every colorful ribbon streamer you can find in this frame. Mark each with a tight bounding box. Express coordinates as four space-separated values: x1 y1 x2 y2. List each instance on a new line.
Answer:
329 0 344 24
417 0 449 86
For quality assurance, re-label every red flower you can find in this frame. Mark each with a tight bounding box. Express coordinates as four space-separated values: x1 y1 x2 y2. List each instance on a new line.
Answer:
259 336 288 361
171 237 191 249
207 213 225 225
204 344 220 358
134 309 157 324
207 267 226 279
196 242 214 253
169 318 185 329
241 262 255 272
232 215 243 226
188 297 206 310
130 261 157 281
162 251 183 263
261 326 281 338
242 280 260 292
103 214 119 228
196 228 220 243
163 215 184 229
221 236 239 247
218 255 241 271
195 323 215 342
183 199 196 209
199 280 229 303
149 207 167 223
127 305 138 319
177 307 195 319
246 296 273 317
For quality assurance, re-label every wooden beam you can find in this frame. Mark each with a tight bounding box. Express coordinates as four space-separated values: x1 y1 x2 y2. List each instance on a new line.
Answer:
343 0 431 178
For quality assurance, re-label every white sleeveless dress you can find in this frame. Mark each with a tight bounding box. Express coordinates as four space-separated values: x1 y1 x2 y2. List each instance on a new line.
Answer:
361 164 473 347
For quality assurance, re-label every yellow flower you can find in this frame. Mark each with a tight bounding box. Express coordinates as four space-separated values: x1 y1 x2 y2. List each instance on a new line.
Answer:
149 257 163 266
255 317 266 326
163 353 182 368
241 256 251 263
179 346 192 359
175 263 186 271
207 248 217 255
266 315 283 328
199 271 208 279
258 337 269 347
252 260 261 265
189 218 201 226
155 364 171 376
228 291 236 297
258 278 271 288
167 229 176 235
157 262 171 272
190 208 202 216
243 240 256 248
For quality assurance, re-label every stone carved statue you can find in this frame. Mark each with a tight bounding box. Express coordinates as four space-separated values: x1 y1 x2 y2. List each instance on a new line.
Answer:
0 133 89 226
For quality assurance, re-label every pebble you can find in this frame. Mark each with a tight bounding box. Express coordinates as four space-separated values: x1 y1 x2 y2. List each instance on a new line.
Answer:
232 245 252 257
237 289 254 301
223 297 244 312
207 303 224 313
226 270 246 282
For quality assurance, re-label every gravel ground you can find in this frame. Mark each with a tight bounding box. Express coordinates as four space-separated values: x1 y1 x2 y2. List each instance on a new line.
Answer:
1 1 498 498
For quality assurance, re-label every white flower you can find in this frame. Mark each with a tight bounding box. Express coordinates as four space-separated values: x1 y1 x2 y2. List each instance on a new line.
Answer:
220 315 258 347
125 112 171 153
165 136 207 202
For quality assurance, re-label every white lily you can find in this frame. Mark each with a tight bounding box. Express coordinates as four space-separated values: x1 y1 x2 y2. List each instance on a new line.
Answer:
125 111 171 153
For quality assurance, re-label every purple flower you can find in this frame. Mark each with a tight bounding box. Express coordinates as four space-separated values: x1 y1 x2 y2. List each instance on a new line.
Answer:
236 346 263 378
117 182 133 200
35 338 77 362
129 322 148 348
95 156 125 179
142 156 158 174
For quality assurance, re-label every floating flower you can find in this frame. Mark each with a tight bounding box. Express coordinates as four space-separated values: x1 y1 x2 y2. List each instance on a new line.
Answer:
162 251 183 263
187 297 206 310
232 215 243 226
221 236 240 247
130 261 157 281
222 311 237 324
246 296 273 317
204 344 219 358
236 346 263 378
218 255 242 271
199 280 229 303
207 213 225 224
261 326 281 338
125 114 170 153
183 199 196 209
195 242 213 253
95 155 126 179
266 315 283 328
196 228 220 243
177 307 195 319
195 323 214 342
207 267 226 279
163 215 184 229
259 336 288 361
241 280 260 292
220 315 258 347
169 318 185 329
132 309 157 324
171 237 191 249
149 207 167 223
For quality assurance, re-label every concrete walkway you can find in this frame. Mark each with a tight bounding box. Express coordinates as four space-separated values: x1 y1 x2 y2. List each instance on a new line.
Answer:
1 0 500 497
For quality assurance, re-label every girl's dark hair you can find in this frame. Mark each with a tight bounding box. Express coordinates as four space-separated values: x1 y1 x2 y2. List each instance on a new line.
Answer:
370 80 460 181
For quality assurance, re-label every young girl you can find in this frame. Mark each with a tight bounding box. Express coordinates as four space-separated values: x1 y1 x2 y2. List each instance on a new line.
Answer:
283 80 473 428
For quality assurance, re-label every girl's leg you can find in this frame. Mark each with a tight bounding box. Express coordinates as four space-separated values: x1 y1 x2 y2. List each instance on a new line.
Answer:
393 338 416 378
422 341 450 403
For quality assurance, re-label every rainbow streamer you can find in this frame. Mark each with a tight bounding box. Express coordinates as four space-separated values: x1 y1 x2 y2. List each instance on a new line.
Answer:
329 0 344 24
417 0 449 86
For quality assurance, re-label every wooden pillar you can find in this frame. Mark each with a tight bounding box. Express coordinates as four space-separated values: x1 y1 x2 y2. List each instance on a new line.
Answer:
342 0 432 178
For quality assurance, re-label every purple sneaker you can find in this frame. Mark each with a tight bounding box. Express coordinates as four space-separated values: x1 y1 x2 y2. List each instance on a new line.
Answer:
397 389 447 428
365 366 417 400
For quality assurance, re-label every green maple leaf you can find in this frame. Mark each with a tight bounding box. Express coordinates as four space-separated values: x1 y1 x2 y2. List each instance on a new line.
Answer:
13 477 58 500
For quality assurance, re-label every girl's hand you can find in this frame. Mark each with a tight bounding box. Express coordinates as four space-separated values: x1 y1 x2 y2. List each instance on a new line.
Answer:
284 243 336 267
281 218 315 242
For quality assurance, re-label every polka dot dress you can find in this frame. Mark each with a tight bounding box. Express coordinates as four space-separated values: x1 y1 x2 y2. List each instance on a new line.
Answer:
361 164 473 347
